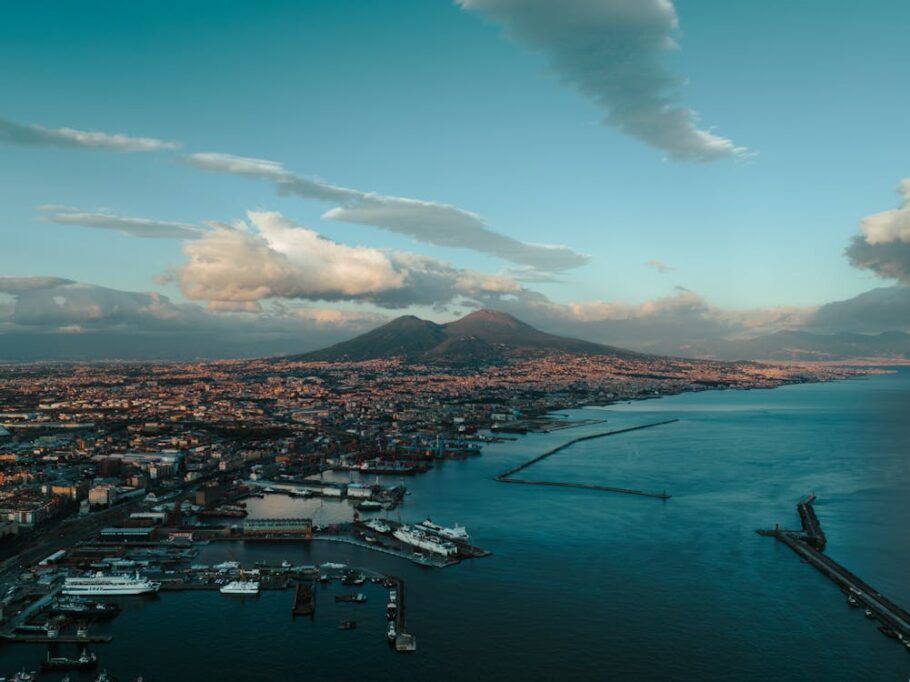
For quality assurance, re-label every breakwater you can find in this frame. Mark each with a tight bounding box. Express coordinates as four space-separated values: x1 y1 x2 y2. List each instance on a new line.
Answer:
494 419 678 499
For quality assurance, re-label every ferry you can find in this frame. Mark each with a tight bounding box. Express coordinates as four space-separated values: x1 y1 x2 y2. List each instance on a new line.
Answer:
393 525 458 557
419 519 470 542
220 580 260 595
63 573 160 596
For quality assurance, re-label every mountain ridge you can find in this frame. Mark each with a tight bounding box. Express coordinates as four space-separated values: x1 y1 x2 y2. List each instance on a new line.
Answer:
295 309 638 363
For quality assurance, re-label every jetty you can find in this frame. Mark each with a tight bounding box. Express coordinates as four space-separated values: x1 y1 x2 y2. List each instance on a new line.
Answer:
758 495 910 646
292 581 315 617
494 419 677 500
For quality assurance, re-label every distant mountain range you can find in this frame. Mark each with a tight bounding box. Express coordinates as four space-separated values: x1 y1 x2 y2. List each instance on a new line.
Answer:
688 330 910 362
295 309 637 363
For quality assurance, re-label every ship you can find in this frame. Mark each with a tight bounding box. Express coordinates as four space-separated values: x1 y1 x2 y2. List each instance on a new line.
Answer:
358 460 417 476
363 519 391 534
418 518 470 542
392 525 458 557
334 593 367 603
41 650 97 673
220 580 259 595
63 573 160 596
50 597 121 620
355 500 383 511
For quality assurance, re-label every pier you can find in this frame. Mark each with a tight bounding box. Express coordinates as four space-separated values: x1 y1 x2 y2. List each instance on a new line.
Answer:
758 495 910 646
494 419 677 499
292 581 315 617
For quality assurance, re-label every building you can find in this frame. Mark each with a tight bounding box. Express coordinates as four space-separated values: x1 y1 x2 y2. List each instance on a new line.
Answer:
242 517 312 538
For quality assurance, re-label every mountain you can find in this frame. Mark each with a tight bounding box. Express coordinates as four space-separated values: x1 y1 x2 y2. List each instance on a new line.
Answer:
296 309 636 363
698 330 910 362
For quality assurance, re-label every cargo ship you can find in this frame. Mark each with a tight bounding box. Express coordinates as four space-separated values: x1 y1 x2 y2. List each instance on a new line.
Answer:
41 650 97 673
392 525 458 557
63 573 160 596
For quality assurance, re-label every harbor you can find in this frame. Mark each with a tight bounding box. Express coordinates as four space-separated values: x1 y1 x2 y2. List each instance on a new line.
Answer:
758 494 910 648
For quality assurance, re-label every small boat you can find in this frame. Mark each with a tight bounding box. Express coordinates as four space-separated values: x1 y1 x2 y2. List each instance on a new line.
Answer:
42 649 98 672
387 622 397 642
338 621 357 630
3 671 37 682
95 672 113 682
878 625 899 639
387 601 398 620
341 572 365 586
846 595 860 607
864 609 875 618
317 574 330 583
356 500 383 512
334 593 367 603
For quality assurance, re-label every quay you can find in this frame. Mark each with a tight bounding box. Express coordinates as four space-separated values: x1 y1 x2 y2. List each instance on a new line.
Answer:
1 632 113 644
758 495 910 646
292 581 315 617
494 419 678 499
389 576 416 652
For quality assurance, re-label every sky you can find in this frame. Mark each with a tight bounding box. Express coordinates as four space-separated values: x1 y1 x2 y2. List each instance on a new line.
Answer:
2 0 910 359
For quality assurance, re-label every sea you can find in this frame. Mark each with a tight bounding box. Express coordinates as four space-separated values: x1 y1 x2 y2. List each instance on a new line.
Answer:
3 368 910 681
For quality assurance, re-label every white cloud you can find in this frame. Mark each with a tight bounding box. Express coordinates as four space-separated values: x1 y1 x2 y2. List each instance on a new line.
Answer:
170 210 526 309
0 117 179 152
455 0 746 161
644 258 673 273
38 206 204 239
859 178 910 244
182 152 589 272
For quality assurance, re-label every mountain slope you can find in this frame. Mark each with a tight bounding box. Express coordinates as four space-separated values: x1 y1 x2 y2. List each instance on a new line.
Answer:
295 309 637 362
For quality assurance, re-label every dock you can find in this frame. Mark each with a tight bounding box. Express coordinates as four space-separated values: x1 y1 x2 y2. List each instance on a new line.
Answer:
292 581 315 617
758 495 910 646
389 576 416 652
494 419 677 499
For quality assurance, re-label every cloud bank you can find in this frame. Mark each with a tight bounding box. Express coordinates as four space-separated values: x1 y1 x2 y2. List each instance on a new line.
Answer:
38 206 204 239
455 0 745 161
183 152 589 272
0 117 178 153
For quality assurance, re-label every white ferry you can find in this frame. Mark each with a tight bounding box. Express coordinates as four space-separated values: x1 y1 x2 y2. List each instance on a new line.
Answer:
418 519 470 542
393 525 458 557
63 573 160 596
220 580 259 595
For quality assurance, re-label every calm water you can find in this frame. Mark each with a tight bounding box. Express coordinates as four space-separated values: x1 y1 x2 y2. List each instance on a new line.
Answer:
4 370 910 680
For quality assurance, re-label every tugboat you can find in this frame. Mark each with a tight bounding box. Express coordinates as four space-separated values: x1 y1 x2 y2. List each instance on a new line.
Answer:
387 622 397 643
334 593 367 603
386 600 398 620
42 649 98 672
2 670 37 682
338 621 357 630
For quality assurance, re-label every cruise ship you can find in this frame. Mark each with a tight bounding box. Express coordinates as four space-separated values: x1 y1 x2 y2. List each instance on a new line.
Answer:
220 580 259 595
392 525 458 557
63 573 160 596
418 519 470 542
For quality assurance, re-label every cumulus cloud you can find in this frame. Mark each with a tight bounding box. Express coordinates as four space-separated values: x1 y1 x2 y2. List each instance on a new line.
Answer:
0 117 179 152
183 152 589 272
455 0 745 161
169 210 525 310
846 178 910 283
38 206 204 239
644 259 673 273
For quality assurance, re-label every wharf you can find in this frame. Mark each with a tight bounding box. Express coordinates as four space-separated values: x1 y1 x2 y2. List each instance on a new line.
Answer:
758 495 910 644
389 576 416 652
292 581 315 616
1 633 113 644
495 419 678 499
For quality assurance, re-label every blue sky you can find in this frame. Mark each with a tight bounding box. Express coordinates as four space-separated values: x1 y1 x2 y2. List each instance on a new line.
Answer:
1 0 909 358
